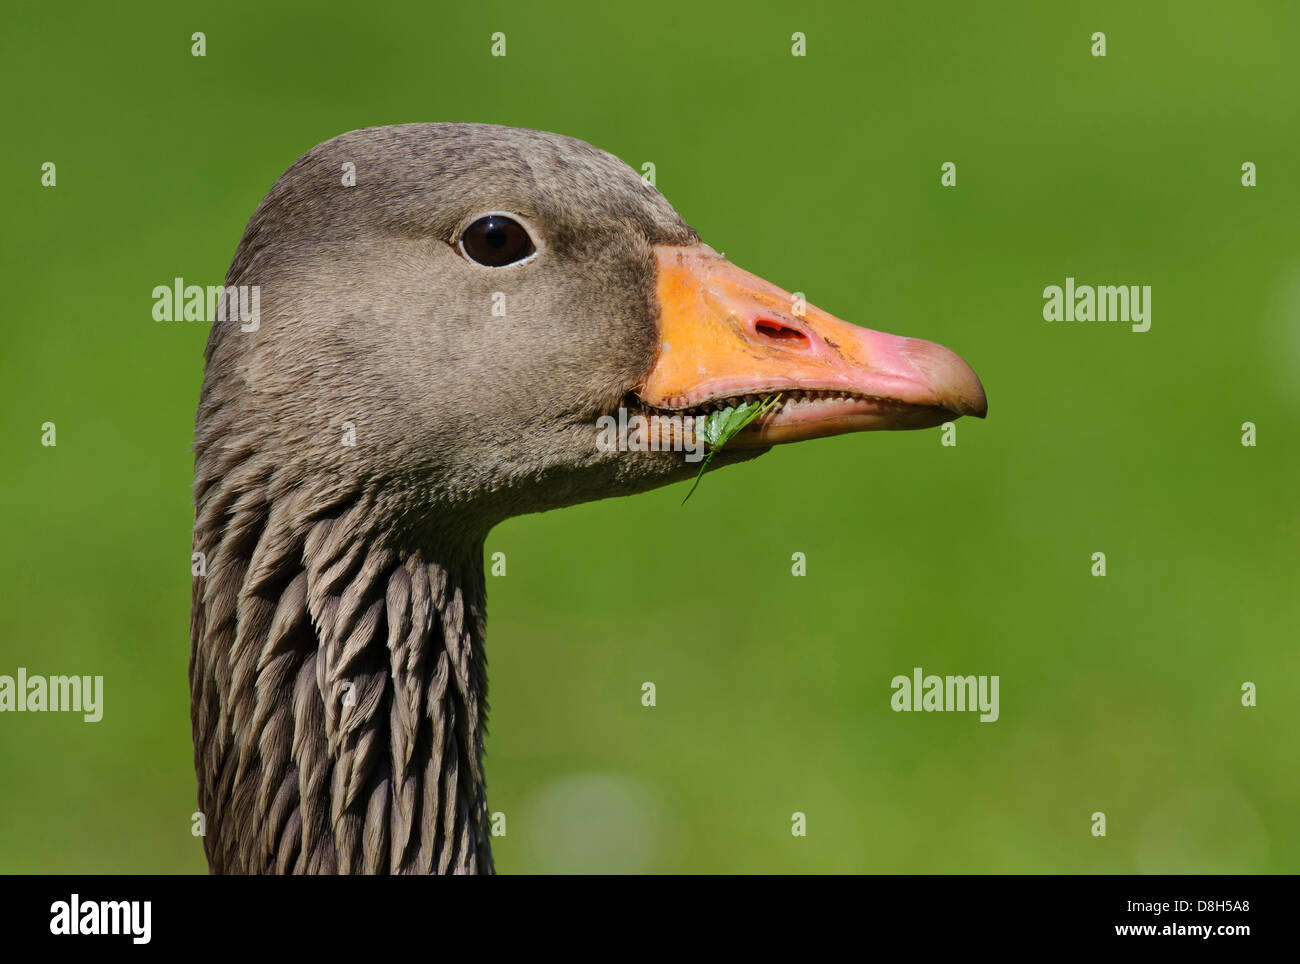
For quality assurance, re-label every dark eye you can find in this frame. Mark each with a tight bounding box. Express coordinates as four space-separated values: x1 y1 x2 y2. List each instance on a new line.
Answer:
459 214 536 267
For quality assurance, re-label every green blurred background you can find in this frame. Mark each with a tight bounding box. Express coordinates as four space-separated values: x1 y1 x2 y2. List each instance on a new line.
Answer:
2 0 1296 873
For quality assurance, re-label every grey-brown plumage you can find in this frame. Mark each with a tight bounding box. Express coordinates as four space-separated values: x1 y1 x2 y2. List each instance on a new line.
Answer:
191 124 711 874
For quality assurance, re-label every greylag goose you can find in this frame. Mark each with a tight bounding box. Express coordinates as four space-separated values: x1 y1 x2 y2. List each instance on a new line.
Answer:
190 122 987 874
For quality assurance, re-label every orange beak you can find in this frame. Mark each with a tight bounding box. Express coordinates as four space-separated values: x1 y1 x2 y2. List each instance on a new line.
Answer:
639 244 987 446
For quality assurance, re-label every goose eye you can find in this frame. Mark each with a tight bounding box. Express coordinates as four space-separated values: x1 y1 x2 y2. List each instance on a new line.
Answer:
459 214 535 267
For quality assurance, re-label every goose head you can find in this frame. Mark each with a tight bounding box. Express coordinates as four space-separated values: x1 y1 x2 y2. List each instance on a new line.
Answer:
209 123 984 534
191 122 986 874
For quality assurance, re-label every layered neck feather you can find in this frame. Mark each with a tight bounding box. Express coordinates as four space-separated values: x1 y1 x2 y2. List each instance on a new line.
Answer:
190 468 494 874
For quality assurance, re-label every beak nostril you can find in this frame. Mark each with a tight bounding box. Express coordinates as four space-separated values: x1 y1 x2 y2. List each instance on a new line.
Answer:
754 319 809 345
